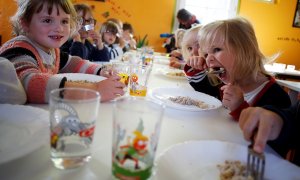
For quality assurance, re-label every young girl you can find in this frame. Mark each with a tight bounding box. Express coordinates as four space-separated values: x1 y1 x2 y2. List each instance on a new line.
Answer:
184 17 291 120
122 22 137 52
60 3 110 62
0 0 125 104
169 28 185 69
100 21 124 60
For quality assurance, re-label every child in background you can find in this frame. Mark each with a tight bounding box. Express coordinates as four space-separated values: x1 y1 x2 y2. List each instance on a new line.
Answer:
184 17 291 120
122 22 137 52
0 0 125 104
169 28 185 69
60 3 110 62
107 18 126 50
100 21 124 60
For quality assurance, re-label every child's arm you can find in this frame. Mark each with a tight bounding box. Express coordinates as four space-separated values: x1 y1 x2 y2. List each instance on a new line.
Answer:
64 75 125 102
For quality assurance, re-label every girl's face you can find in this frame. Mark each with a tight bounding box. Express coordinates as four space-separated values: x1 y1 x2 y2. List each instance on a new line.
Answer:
23 4 71 52
201 42 235 84
185 31 199 57
122 30 132 41
77 10 94 40
103 31 117 45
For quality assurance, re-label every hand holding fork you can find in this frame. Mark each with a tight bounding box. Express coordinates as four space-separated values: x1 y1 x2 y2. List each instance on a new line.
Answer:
239 107 285 179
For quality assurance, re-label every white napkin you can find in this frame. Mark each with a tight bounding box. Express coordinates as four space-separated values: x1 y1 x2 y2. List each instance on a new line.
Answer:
0 57 27 104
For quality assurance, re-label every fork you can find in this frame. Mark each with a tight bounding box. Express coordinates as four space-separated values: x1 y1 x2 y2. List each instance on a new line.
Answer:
246 138 266 180
205 67 225 75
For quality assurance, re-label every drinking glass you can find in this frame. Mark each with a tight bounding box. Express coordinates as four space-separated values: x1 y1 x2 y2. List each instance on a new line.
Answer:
49 88 100 169
112 96 165 180
129 65 152 97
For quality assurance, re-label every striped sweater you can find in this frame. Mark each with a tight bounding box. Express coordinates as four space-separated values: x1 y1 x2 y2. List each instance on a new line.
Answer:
0 35 103 103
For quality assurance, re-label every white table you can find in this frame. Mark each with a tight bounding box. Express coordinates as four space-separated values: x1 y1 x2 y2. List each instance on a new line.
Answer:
1 60 299 180
276 79 300 105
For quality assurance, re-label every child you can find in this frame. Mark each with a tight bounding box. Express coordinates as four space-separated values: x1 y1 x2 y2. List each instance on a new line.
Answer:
60 3 110 62
100 21 124 60
122 22 137 52
184 17 291 120
169 28 185 69
0 0 125 104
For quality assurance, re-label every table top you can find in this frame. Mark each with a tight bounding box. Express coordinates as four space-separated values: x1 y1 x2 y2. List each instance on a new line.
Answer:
1 57 300 179
276 79 300 92
268 69 300 80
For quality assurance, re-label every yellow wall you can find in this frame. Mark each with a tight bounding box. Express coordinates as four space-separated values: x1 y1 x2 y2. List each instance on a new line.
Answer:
0 0 17 45
0 0 176 52
239 0 300 69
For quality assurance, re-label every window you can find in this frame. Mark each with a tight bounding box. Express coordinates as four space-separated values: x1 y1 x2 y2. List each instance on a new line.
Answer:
173 0 240 30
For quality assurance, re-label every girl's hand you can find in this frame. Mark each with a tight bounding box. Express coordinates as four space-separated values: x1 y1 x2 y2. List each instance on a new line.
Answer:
129 38 137 49
100 66 113 78
72 32 81 42
239 107 283 153
186 56 207 71
118 36 126 49
220 83 244 111
169 57 183 69
88 30 104 49
95 75 125 102
170 50 182 58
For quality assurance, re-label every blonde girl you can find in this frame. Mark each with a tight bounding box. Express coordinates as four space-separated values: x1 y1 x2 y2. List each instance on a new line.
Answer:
185 17 290 120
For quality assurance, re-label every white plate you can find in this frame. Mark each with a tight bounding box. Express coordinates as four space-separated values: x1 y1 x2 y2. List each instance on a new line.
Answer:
154 57 170 65
56 73 106 82
159 68 186 80
154 140 300 180
148 87 222 111
0 104 49 164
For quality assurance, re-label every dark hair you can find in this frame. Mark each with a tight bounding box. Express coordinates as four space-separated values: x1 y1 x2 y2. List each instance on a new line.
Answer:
123 22 134 34
177 8 193 22
74 4 92 18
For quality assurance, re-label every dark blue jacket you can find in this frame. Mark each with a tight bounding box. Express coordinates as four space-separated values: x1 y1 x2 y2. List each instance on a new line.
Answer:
265 102 300 166
60 39 110 62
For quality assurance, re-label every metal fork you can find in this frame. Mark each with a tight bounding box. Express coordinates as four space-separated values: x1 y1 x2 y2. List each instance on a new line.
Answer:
246 139 266 180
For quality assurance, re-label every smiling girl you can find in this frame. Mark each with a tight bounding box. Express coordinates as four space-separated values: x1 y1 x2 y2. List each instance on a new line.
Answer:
184 17 291 120
0 0 125 103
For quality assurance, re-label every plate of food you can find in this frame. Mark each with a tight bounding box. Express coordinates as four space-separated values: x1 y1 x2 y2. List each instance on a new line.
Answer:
153 140 300 180
56 73 106 82
157 68 186 80
0 104 49 164
161 69 186 80
148 87 222 111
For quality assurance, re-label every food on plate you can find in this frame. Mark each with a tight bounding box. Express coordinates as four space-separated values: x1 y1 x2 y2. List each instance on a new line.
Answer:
168 96 212 109
217 160 253 180
166 71 185 77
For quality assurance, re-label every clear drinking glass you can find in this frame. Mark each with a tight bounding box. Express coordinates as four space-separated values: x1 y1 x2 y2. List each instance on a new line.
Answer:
49 88 100 169
112 96 165 180
129 65 152 97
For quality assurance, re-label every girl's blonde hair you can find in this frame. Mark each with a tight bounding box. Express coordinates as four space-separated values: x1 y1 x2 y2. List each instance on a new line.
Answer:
11 0 77 36
174 28 186 50
181 24 202 60
198 17 270 84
